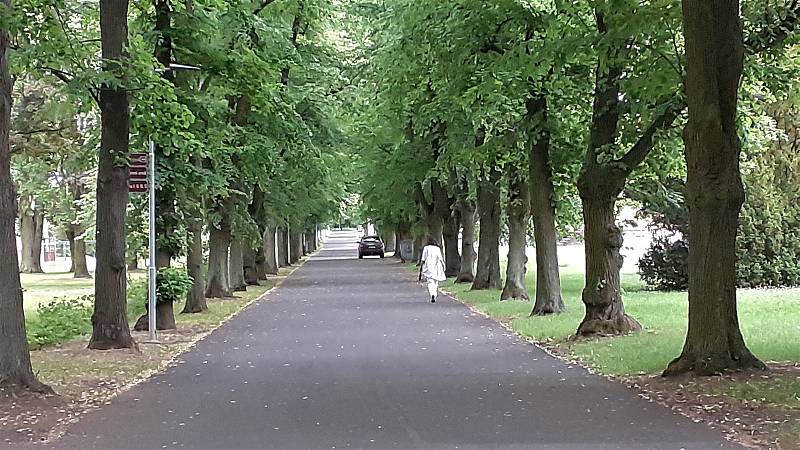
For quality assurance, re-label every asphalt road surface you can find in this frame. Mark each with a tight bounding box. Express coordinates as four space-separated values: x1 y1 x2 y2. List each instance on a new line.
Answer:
53 230 736 449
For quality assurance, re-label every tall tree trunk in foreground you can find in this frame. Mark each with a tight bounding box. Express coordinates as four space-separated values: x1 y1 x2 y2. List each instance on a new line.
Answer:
384 230 396 253
577 169 641 335
289 228 302 264
254 244 268 280
527 96 565 315
455 201 477 283
90 0 135 350
442 211 461 277
663 0 766 376
183 216 207 313
395 223 411 261
243 245 260 286
18 198 44 273
472 167 502 290
263 227 279 275
501 168 530 300
0 8 51 391
277 227 290 267
205 222 233 298
229 238 247 292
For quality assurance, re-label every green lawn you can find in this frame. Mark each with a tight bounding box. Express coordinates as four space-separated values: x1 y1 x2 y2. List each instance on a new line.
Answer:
21 271 146 318
431 264 800 376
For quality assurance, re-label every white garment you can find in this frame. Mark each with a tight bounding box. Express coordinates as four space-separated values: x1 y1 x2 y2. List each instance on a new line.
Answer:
427 279 439 299
421 245 446 282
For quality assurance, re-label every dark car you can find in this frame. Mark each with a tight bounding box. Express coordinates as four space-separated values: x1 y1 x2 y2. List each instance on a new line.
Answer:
358 235 385 259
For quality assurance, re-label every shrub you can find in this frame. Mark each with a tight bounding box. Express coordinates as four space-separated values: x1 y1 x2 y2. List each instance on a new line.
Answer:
638 236 689 291
157 267 193 304
27 296 93 349
127 277 147 322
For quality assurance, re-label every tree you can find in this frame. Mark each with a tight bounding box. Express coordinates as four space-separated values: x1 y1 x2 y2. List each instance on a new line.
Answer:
0 0 51 393
663 0 766 376
89 0 136 350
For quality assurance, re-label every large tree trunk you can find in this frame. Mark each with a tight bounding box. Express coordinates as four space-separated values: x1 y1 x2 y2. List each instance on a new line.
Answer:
229 238 247 292
395 223 411 261
442 212 461 277
127 255 138 271
576 173 642 335
205 224 233 298
243 245 260 286
384 230 396 253
455 201 477 283
0 9 51 392
183 216 207 313
663 0 765 376
254 244 268 280
472 167 502 290
501 168 530 300
289 228 302 264
71 230 91 279
263 227 279 275
89 0 135 350
18 198 44 273
527 96 565 315
277 227 290 267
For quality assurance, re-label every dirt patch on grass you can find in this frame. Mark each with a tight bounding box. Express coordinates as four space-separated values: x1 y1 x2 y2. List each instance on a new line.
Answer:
624 363 800 449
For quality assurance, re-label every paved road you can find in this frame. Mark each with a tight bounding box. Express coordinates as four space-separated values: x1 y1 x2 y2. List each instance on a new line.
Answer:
54 231 735 449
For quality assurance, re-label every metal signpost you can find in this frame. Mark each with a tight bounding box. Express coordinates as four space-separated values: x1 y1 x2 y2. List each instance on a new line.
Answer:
128 150 157 341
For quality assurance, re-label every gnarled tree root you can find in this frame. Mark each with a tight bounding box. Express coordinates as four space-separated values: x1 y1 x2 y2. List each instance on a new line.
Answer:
663 350 767 377
0 376 55 395
577 313 643 337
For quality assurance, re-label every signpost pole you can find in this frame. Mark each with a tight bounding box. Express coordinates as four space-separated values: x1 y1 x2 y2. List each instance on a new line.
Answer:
147 139 157 341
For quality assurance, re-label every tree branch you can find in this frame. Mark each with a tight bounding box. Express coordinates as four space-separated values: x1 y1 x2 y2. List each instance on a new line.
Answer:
618 97 686 170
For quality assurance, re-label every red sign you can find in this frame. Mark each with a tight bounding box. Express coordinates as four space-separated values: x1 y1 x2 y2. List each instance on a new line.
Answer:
129 153 148 193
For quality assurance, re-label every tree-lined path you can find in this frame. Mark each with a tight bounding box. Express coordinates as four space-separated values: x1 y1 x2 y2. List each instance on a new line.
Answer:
53 231 734 449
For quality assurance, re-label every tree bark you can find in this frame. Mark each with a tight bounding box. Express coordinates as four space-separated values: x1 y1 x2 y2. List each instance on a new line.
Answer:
412 234 424 263
18 197 44 273
501 168 530 300
455 201 477 283
277 227 290 267
183 216 207 313
243 245 260 286
205 224 233 298
394 223 411 261
229 238 247 292
527 96 565 315
289 228 302 264
89 0 136 350
263 227 279 275
442 211 461 277
384 230 396 253
71 230 91 279
254 244 268 280
127 256 138 271
472 167 502 290
0 7 52 391
663 0 766 376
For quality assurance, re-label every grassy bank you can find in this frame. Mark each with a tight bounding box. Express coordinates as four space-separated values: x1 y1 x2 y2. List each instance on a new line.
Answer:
436 267 800 376
418 261 800 447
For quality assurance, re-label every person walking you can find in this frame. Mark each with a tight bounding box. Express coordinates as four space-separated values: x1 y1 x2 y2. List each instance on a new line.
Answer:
418 237 446 303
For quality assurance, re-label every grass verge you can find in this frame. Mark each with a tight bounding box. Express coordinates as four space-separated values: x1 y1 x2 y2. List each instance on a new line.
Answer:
3 263 302 446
